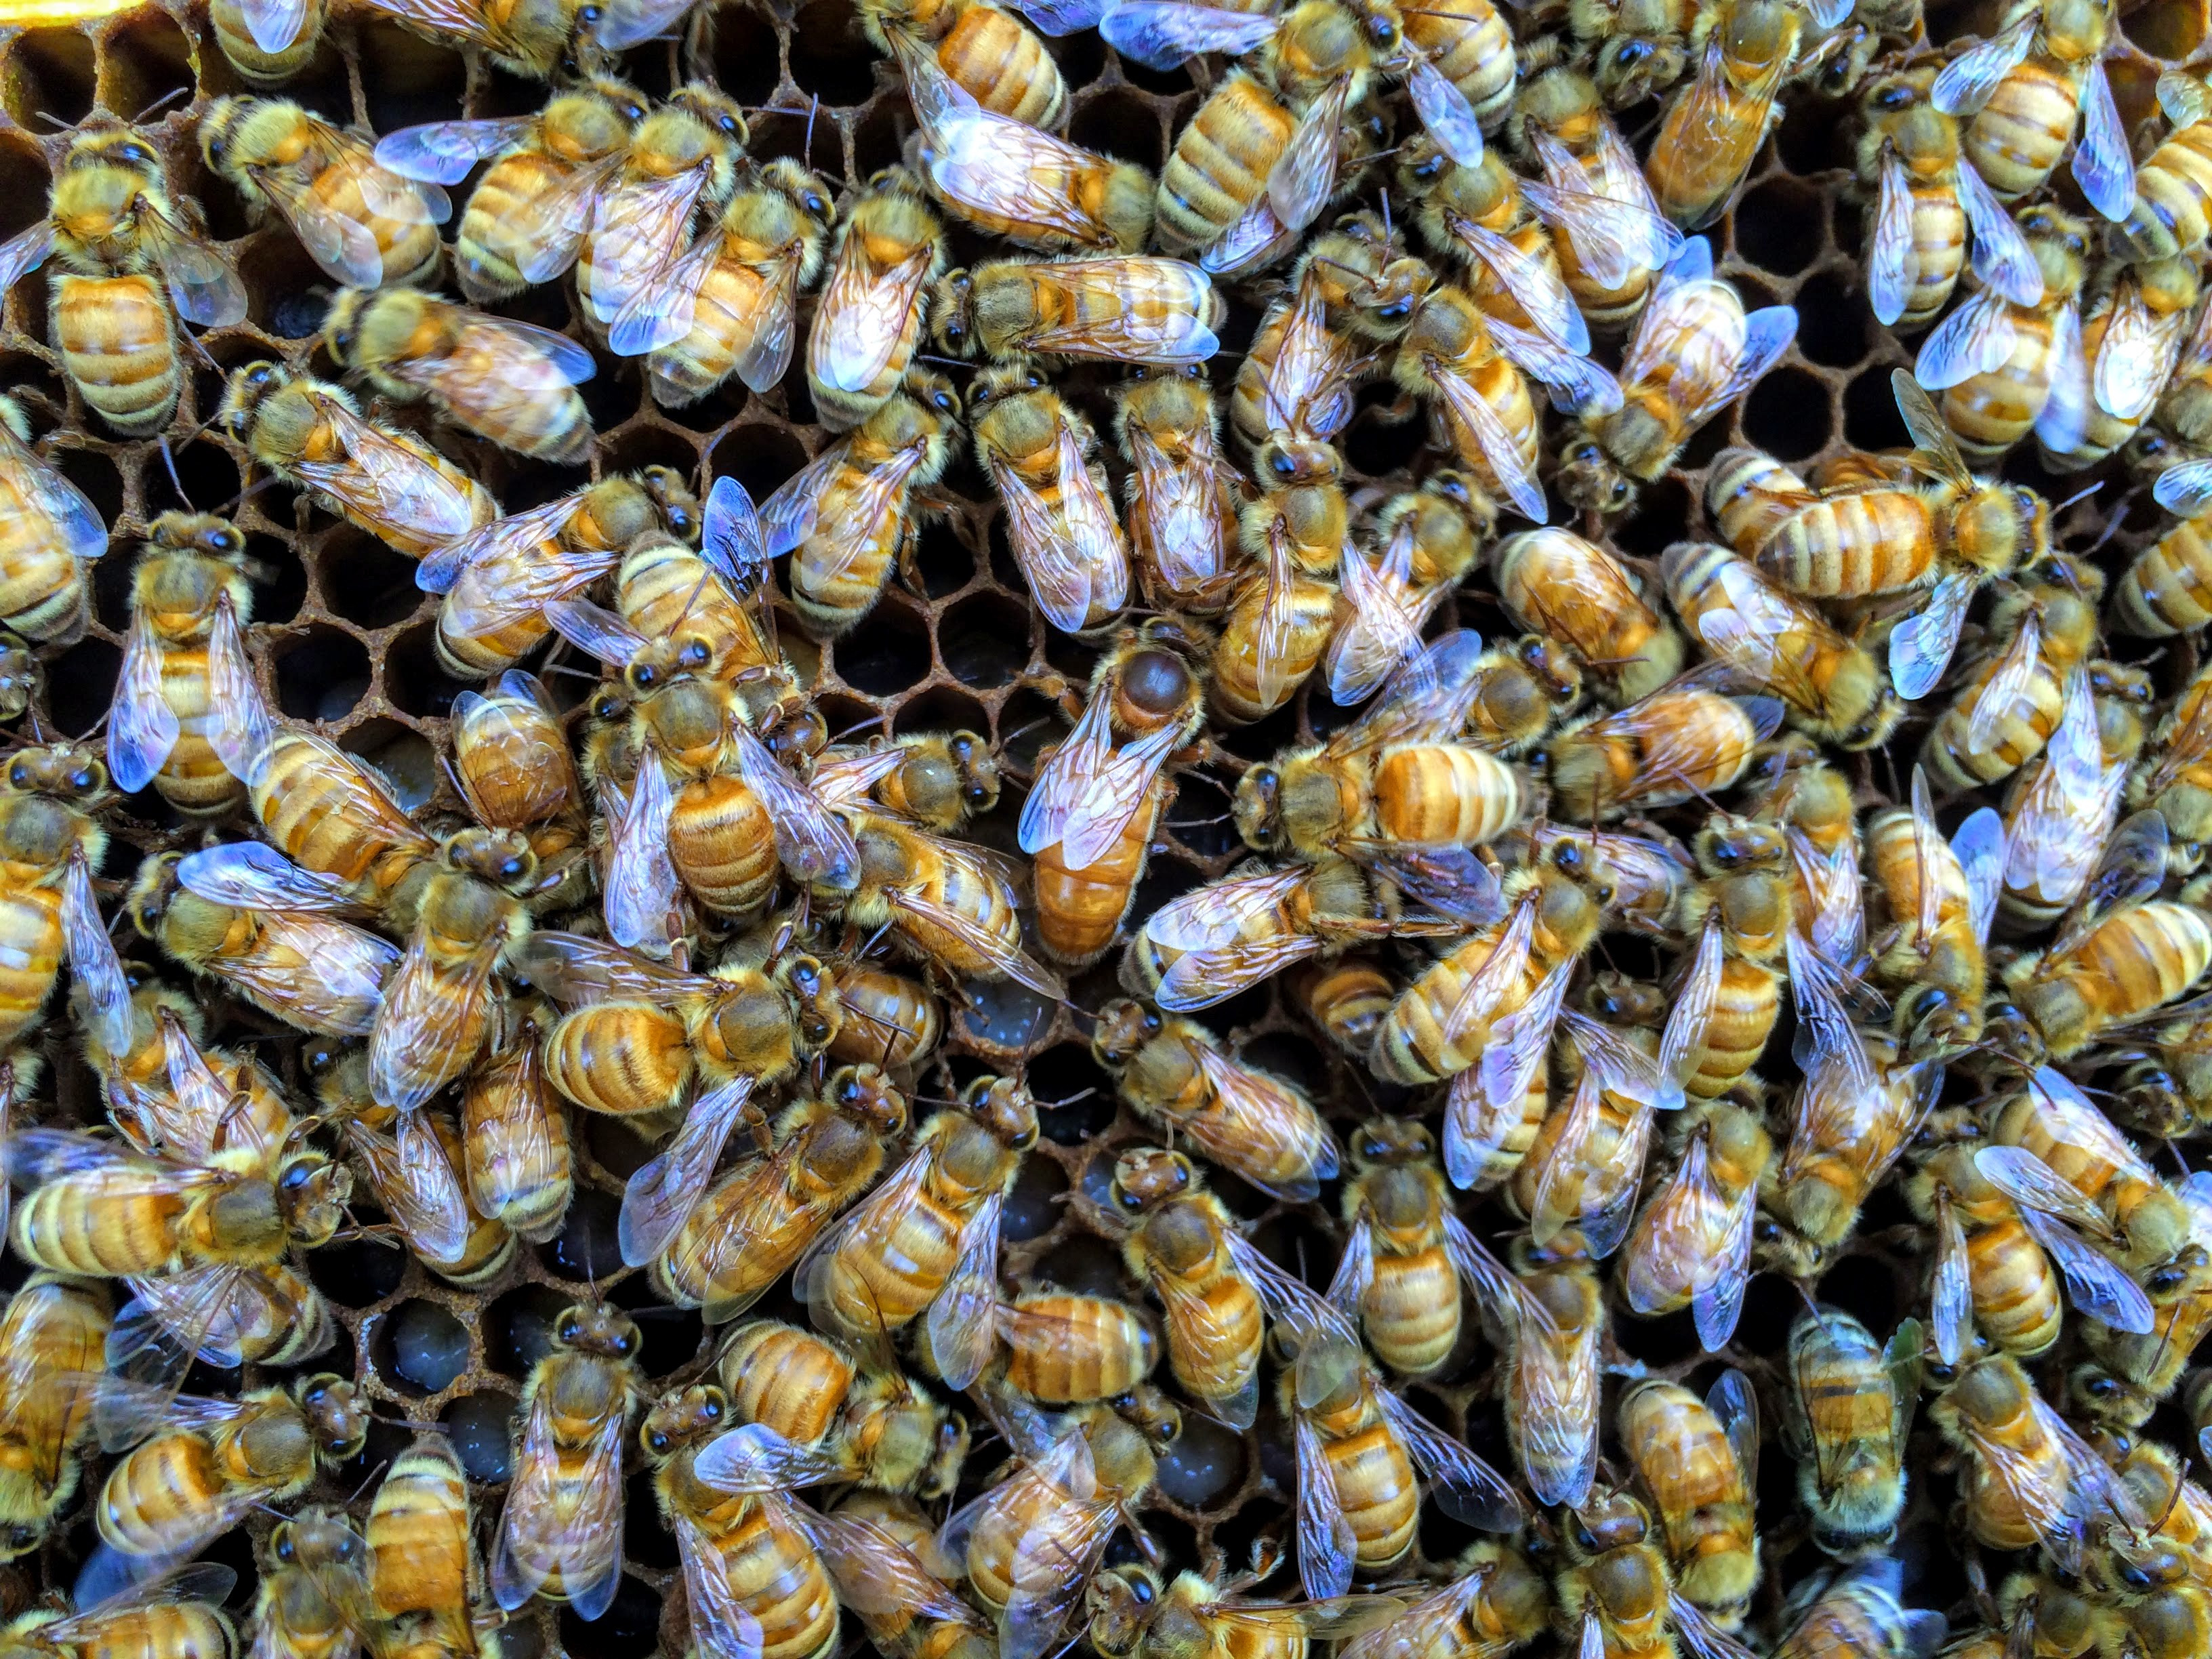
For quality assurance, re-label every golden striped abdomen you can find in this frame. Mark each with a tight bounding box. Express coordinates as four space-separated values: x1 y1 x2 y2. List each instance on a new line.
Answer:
1963 61 2078 201
669 773 779 918
1925 659 2063 790
97 1433 221 1555
999 1294 1153 1402
1437 354 1538 498
1968 1216 2062 1355
720 1323 853 1445
706 1502 842 1659
1034 781 1161 966
2125 123 2212 260
792 466 906 640
1374 933 1532 1084
312 161 439 287
1685 959 1778 1099
964 1473 1048 1612
651 254 775 405
903 856 1023 977
157 647 243 815
542 1004 693 1116
455 150 570 302
1155 73 1293 253
823 1184 964 1332
1941 308 2055 463
74 1603 234 1659
2115 518 2212 636
1321 1421 1419 1570
0 883 62 1052
2024 902 2212 1056
54 273 178 437
1372 744 1520 846
1753 489 1936 596
1408 0 1514 129
935 7 1063 127
1211 569 1334 724
1898 182 1967 329
1363 1244 1459 1376
1166 1271 1263 1401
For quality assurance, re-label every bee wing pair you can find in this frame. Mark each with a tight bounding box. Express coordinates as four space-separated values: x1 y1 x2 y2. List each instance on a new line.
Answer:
491 1392 627 1621
374 116 535 184
1328 518 1441 705
341 1116 472 1269
1019 691 1184 871
111 593 254 797
287 390 485 551
1974 1143 2155 1334
2001 670 2125 908
1127 418 1232 594
2093 268 2193 422
812 239 936 397
989 424 1129 635
1620 1121 1758 1351
1524 123 1681 290
586 165 715 325
1629 239 1798 436
255 130 449 289
390 311 597 461
0 407 108 564
619 1076 762 1268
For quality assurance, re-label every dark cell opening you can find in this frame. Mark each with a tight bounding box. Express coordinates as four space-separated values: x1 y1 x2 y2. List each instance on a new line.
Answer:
321 531 424 628
539 1187 627 1284
442 1390 519 1481
787 0 877 106
1733 178 1824 276
941 592 1033 687
7 30 96 127
382 623 471 718
1742 366 1833 460
272 623 371 722
373 1298 471 1396
833 596 933 693
487 1282 576 1380
1069 89 1167 168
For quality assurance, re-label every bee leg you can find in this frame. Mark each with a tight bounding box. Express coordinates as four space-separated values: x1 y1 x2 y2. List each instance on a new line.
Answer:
895 520 928 598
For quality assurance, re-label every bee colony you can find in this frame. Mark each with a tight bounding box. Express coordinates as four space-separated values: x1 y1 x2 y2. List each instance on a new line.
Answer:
9 0 2212 1652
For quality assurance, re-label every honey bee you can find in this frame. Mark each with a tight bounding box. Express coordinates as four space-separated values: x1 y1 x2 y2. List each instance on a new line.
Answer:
1113 368 1240 613
798 1072 1037 1390
367 1434 488 1650
1919 554 2103 792
1561 0 1702 107
1507 1013 1682 1255
945 1392 1175 1659
901 47 1153 251
772 370 963 640
1558 237 1796 516
825 958 944 1071
1644 0 1805 232
1663 541 1902 751
1448 1241 1603 1509
1334 1544 1551 1659
983 1291 1158 1406
490 1302 642 1620
218 361 497 563
0 396 98 645
1864 768 2004 1060
1780 1307 1919 1559
449 672 589 907
1761 1025 1933 1277
0 1276 109 1560
1620 1103 1773 1351
0 1564 237 1659
1231 214 1397 451
209 0 329 81
1657 814 1807 1106
90 1372 367 1564
842 729 1002 837
125 852 398 1038
1283 1329 1519 1597
1933 0 2133 221
201 97 446 288
1111 1146 1345 1424
1917 203 2091 466
651 1065 907 1319
1551 1484 1758 1659
968 359 1130 636
0 129 246 438
1087 1562 1397 1659
808 168 945 432
1769 1561 1947 1659
1399 142 1590 357
807 1496 992 1659
374 78 649 304
1929 1351 2142 1570
2128 661 2212 861
307 1043 493 1284
0 746 128 1059
1092 998 1340 1201
1492 528 1685 705
1984 1064 2194 1277
716 1320 967 1495
1327 1115 1496 1377
1618 1374 1759 1631
325 287 596 465
577 84 750 333
2041 257 2200 474
1329 477 1502 708
936 257 1221 369
253 1507 369 1659
2073 1172 2212 1429
2112 437 2212 640
453 1023 571 1246
2118 73 2212 263
1211 438 1343 722
862 0 1068 124
106 514 258 817
1548 678 1783 821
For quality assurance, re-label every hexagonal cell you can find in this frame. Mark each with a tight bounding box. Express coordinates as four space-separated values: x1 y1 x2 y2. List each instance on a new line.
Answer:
1027 1044 1115 1143
54 444 124 531
538 1186 626 1284
5 30 97 127
441 1389 519 1482
585 1114 657 1181
308 1225 410 1309
339 718 440 813
272 623 371 722
321 530 424 628
0 138 50 248
939 591 1033 689
2122 0 2205 60
849 97 905 178
708 422 811 502
236 235 334 340
1069 88 1168 168
1239 1029 1326 1096
1003 1153 1067 1242
372 1298 472 1396
1155 1414 1248 1510
1162 773 1240 859
166 438 241 513
623 1471 678 1568
703 0 787 107
961 975 1056 1050
747 103 842 179
96 11 196 127
487 1282 575 1380
45 637 119 742
1792 268 1872 368
893 683 990 741
1732 178 1825 276
557 1576 661 1659
1033 1233 1128 1296
382 622 471 718
1843 363 1912 450
907 516 979 600
832 596 933 694
1741 365 1833 459
787 0 877 106
358 21 466 133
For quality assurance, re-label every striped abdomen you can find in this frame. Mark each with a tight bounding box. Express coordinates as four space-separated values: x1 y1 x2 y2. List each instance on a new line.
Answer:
701 1500 842 1659
1163 1266 1263 1402
931 7 1064 127
792 462 907 640
1706 447 1816 556
999 1294 1154 1403
252 735 431 901
1940 306 2057 463
97 1433 226 1555
310 159 440 287
1963 60 2078 199
1317 1416 1420 1571
1433 353 1539 499
367 1441 471 1620
720 1322 853 1445
1362 1242 1460 1377
543 1002 694 1116
2125 122 2212 260
210 0 324 79
651 253 782 405
1923 654 2064 788
1374 932 1534 1084
156 647 243 815
2115 516 2212 636
1408 0 1515 130
462 1042 571 1241
1751 487 1936 597
821 1179 966 1332
669 773 779 917
55 274 178 437
1897 179 1967 329
1968 1214 2062 1355
1034 779 1161 966
898 854 1023 978
71 1602 233 1659
1212 568 1332 723
0 882 62 1051
1372 744 1522 848
1156 72 1294 253
456 150 572 302
1684 958 1779 1099
2022 901 2212 1056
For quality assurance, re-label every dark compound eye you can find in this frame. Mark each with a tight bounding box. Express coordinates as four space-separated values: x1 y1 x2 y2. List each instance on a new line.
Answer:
649 1431 670 1452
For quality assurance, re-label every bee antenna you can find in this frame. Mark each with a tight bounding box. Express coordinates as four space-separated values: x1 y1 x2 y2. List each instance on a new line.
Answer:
805 92 820 160
1378 187 1393 242
913 354 971 369
131 83 192 124
155 438 194 510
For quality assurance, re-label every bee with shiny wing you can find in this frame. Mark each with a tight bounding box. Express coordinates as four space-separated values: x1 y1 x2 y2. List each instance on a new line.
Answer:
1492 527 1685 705
1780 1307 1919 1559
2041 255 2199 473
934 256 1222 366
0 1563 237 1659
1550 1482 1763 1659
1645 0 1811 232
0 396 104 647
1212 436 1344 722
1114 367 1240 613
1620 1102 1772 1351
576 84 750 333
808 167 945 432
0 1276 109 1560
1618 1374 1761 1631
1547 676 1784 821
716 1320 968 1495
1932 0 2135 222
252 1508 370 1659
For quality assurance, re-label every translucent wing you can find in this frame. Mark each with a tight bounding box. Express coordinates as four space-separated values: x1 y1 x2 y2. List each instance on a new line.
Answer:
1954 803 2007 949
887 887 1067 1000
1930 1191 1973 1366
731 718 862 890
1966 610 2043 754
2011 1197 2155 1334
1295 1412 1357 1601
140 208 247 328
606 747 680 955
546 594 652 666
0 221 53 293
366 924 503 1113
2094 277 2182 421
1491 319 1621 417
733 250 806 394
2034 298 2090 454
619 1076 760 1268
928 1191 1005 1391
690 1421 846 1492
1443 210 1589 353
301 397 480 545
1428 358 1547 521
1889 571 1975 700
374 118 529 184
590 0 699 49
1001 1490 1122 1659
1019 692 1115 856
0 420 105 561
1931 15 2034 115
1189 1044 1338 1201
1266 77 1355 234
418 491 586 595
1959 161 2043 307
813 240 933 395
1868 150 1916 327
108 609 180 795
1099 0 1279 68
1147 864 1309 949
1914 288 2019 390
1128 422 1228 593
343 1118 470 1267
2159 457 2212 517
1673 1595 1761 1659
63 851 131 1065
1406 56 1484 167
671 1511 764 1659
251 163 384 287
1378 1389 1522 1531
512 155 626 287
1790 827 1864 967
1476 959 1572 1128
2072 59 2135 222
585 167 711 324
1659 914 1723 1096
176 842 356 913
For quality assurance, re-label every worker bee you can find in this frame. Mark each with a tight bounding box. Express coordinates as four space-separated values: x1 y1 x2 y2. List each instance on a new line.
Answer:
798 1072 1036 1389
449 671 590 912
0 396 104 647
1929 1351 2143 1570
2112 428 2212 640
1618 1374 1759 1631
901 47 1153 251
576 83 750 333
1663 541 1902 751
808 168 945 432
1781 1307 1919 1559
2129 660 2212 861
937 255 1221 369
106 514 258 817
1761 1025 1934 1278
1917 203 2092 464
1933 0 2134 221
2073 1172 2212 1429
374 78 648 304
490 1302 643 1620
1023 621 1208 966
302 1046 483 1283
807 1495 991 1659
452 1021 571 1245
1492 528 1684 705
90 1372 367 1564
1283 1329 1519 1597
716 1320 968 1495
1111 1146 1345 1424
1620 1103 1773 1351
1231 215 1396 451
775 371 962 640
1211 437 1343 722
2118 72 2212 264
1857 68 2043 334
982 1290 1158 1406
1088 1561 1400 1659
968 359 1130 636
0 745 129 1059
367 1433 484 1649
324 287 596 465
1328 476 1503 708
1340 1546 1552 1659
1652 814 1803 1107
0 128 246 438
1559 237 1796 516
1548 678 1783 821
201 97 446 288
861 0 1068 123
251 1507 369 1659
218 361 497 563
1769 1560 1946 1659
1551 1483 1758 1659
2042 257 2200 474
0 1276 109 1559
1113 368 1239 613
0 1563 238 1659
1644 0 1804 231
1398 142 1590 358
1092 999 1340 1201
824 958 943 1072
1919 553 2103 792
1864 769 2003 1061
651 1065 907 1319
209 0 329 81
1450 1241 1602 1509
1984 1065 2193 1277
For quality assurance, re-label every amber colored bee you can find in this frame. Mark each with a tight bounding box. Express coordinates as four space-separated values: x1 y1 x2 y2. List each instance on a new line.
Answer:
487 1302 644 1620
969 359 1130 636
935 257 1221 369
367 1435 487 1651
900 47 1153 251
1780 1307 1918 1560
1211 438 1343 723
252 1507 369 1659
1561 0 1700 108
2108 1437 2212 1587
860 0 1066 123
1761 1028 1931 1279
106 514 257 817
1662 815 1805 1105
1088 1563 1398 1659
628 159 833 407
1984 1066 2194 1275
2106 429 2212 639
449 672 590 912
775 370 963 640
1644 0 1802 231
1548 680 1781 821
210 0 330 81
0 396 103 646
1111 1146 1343 1425
1111 369 1240 613
1620 1103 1771 1351
987 1291 1158 1406
0 1563 236 1659
1292 956 1397 1058
802 1073 1037 1388
1398 142 1589 359
1229 214 1395 453
125 852 397 1040
2042 258 2200 475
1092 998 1339 1201
93 1372 366 1564
1769 1561 1947 1659
1616 1376 1759 1631
1338 1544 1551 1659
651 1065 907 1319
1864 769 2003 1062
832 730 999 837
201 97 445 288
808 1493 991 1659
0 129 245 438
1331 478 1509 708
1454 1239 1604 1511
609 506 779 678
808 168 946 432
219 361 498 563
1920 556 2102 795
2072 1174 2212 1429
2121 73 2212 264
1023 621 1209 966
0 746 126 1059
1918 203 2092 466
325 287 594 465
374 78 647 304
1993 886 2212 1067
716 1321 966 1496
448 1019 569 1246
1492 529 1683 707
1329 1118 1494 1378
1558 237 1794 517
0 1276 108 1560
575 83 750 332
2129 661 2212 861
1936 0 2133 220
1664 541 1900 752
1551 1484 1742 1659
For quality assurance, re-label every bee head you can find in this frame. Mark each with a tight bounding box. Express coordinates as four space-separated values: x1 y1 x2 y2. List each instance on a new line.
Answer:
640 1384 726 1459
962 1073 1038 1150
1349 1115 1431 1169
1109 1147 1194 1216
1090 998 1160 1067
1230 763 1285 851
827 1062 905 1136
1086 1567 1163 1658
218 360 288 441
297 1374 369 1462
928 267 979 357
556 1300 642 1361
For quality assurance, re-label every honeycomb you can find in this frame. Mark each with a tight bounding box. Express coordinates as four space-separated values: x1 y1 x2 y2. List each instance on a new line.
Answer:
7 0 2212 1652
